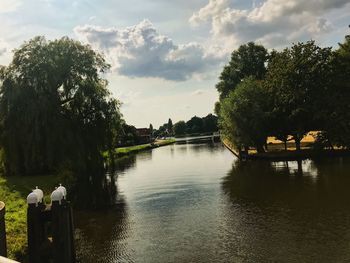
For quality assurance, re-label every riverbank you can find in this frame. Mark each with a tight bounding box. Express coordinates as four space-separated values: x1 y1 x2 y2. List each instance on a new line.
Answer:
222 138 350 161
0 175 59 261
115 139 176 157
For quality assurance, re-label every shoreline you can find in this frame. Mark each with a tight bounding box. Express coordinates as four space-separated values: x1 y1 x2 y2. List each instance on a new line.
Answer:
222 138 350 161
116 139 176 157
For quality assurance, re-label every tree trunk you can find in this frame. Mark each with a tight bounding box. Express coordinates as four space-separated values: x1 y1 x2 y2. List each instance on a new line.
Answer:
257 143 265 153
327 134 334 150
297 160 303 176
295 138 301 151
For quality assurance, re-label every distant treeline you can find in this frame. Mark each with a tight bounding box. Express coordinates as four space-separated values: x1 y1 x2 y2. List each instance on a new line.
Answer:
215 33 350 153
153 114 218 138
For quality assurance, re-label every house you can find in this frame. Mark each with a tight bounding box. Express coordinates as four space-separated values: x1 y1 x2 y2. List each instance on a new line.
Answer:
136 128 152 144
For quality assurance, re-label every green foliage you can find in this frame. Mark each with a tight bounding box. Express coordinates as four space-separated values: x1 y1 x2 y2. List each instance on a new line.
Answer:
186 116 203 134
118 122 139 146
149 123 153 136
172 114 218 137
217 36 350 152
323 35 350 147
265 41 334 150
115 139 175 156
202 114 218 133
220 77 271 152
0 36 122 206
174 121 187 136
216 42 268 100
167 118 173 135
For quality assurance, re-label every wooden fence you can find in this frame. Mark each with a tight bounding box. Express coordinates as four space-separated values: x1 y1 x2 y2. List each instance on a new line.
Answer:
0 185 75 263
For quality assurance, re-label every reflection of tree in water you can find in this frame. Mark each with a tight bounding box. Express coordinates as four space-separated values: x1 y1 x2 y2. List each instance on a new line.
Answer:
75 183 129 263
75 207 129 263
115 154 138 173
74 153 146 262
72 153 140 209
188 142 223 154
220 158 350 262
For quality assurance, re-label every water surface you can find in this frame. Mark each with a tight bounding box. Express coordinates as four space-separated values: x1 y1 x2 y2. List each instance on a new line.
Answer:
75 142 350 262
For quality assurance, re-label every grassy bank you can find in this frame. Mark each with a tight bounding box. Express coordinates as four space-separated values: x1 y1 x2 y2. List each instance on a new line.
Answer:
0 175 59 261
116 139 175 157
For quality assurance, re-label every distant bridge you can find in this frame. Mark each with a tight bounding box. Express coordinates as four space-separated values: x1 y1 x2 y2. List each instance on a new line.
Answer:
175 133 221 144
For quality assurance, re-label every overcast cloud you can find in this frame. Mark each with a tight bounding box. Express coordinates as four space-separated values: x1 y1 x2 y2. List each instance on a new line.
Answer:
74 20 222 81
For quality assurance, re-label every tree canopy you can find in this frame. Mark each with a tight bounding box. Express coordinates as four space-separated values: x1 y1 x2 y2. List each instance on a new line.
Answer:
216 42 268 100
217 35 350 152
265 41 334 150
220 77 271 153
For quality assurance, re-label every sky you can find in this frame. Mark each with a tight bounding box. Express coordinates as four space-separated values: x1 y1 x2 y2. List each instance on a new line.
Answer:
0 0 349 128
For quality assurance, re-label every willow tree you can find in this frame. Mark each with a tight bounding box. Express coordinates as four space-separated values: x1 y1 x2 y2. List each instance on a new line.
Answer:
0 37 121 205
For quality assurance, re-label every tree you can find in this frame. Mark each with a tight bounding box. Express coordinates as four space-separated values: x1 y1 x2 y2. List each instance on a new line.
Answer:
149 123 153 137
155 123 168 137
118 123 138 146
219 77 272 153
216 42 268 100
322 34 350 147
202 114 218 133
214 101 221 117
0 36 122 205
173 121 187 136
265 41 333 150
167 118 173 135
186 116 203 134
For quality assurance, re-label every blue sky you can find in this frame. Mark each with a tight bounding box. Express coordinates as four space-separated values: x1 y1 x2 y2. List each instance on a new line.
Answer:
1 0 349 127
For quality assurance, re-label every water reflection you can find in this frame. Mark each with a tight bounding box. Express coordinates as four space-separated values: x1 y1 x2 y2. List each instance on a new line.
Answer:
75 200 129 263
221 158 350 262
115 154 137 173
75 143 350 263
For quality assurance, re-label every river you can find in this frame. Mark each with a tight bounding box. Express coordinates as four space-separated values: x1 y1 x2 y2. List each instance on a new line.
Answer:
75 141 350 262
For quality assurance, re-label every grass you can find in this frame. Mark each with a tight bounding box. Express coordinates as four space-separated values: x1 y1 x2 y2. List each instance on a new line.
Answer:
115 139 176 156
0 174 59 261
223 132 349 161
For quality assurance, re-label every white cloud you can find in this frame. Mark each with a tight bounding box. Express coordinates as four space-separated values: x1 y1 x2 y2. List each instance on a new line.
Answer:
0 0 21 13
74 20 222 81
190 0 350 50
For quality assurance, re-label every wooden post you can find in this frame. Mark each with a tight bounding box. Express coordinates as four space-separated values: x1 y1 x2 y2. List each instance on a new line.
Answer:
27 203 45 263
0 202 7 257
51 200 75 263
